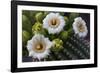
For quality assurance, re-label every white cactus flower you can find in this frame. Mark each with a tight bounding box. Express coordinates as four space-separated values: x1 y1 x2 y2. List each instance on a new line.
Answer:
43 13 65 34
27 34 52 60
73 17 88 37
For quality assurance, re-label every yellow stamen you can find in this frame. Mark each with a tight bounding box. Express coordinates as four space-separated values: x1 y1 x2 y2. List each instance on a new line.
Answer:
33 43 46 53
49 18 60 28
78 24 85 32
36 44 43 50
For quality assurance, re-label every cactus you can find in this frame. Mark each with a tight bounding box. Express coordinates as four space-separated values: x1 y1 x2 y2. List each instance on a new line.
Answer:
31 34 90 62
22 11 90 62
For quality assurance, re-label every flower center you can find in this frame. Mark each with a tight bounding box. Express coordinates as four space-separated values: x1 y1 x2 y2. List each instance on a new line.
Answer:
49 18 60 28
33 43 46 53
78 24 85 32
36 44 43 50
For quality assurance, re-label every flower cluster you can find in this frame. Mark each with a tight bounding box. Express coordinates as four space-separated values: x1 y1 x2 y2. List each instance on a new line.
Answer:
23 12 88 61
